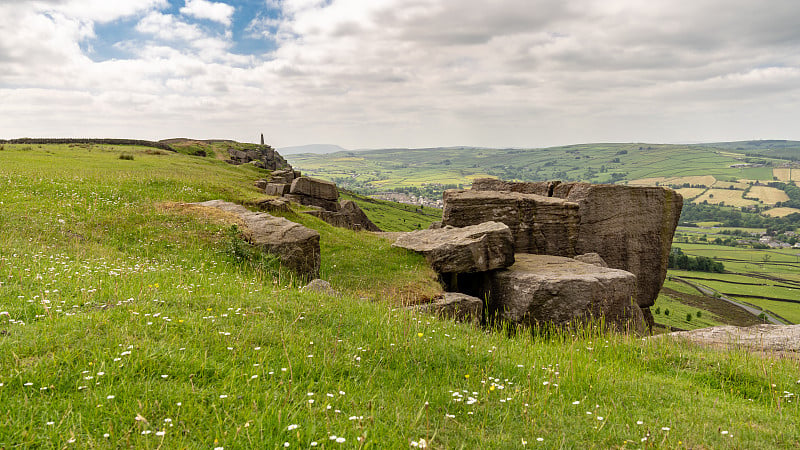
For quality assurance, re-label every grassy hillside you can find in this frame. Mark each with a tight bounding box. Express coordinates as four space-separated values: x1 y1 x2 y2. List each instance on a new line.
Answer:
1 143 799 448
286 143 784 192
339 191 441 232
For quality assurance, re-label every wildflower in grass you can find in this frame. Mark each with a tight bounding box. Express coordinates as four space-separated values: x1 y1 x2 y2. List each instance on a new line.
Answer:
661 427 670 431
106 395 115 399
336 437 346 443
572 401 580 405
104 434 110 438
311 442 318 446
156 431 165 436
536 438 543 442
288 424 299 431
636 420 643 425
284 442 290 447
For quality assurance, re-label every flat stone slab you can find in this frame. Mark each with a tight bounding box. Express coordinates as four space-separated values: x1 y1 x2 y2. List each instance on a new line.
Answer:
392 221 515 273
195 200 320 279
487 254 643 332
290 176 339 201
442 190 581 257
660 324 800 357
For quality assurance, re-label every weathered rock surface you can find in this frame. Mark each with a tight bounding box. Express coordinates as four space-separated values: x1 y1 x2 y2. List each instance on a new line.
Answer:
227 145 287 170
304 200 381 231
574 253 608 267
284 194 341 211
442 190 581 256
254 180 268 190
447 180 683 309
290 177 339 201
265 183 291 196
300 279 339 296
252 197 292 213
393 221 515 274
412 293 483 325
195 200 320 279
270 169 301 185
661 324 800 357
483 254 643 332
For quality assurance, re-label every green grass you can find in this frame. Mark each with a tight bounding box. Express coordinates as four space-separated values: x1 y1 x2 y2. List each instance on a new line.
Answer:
652 293 725 330
338 191 442 232
1 144 799 448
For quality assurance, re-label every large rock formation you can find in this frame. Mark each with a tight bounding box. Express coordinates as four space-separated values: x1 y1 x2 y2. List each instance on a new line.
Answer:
304 200 381 232
227 145 288 170
194 200 320 279
392 221 515 274
259 175 381 232
445 179 683 310
442 190 580 256
283 177 342 211
483 254 643 332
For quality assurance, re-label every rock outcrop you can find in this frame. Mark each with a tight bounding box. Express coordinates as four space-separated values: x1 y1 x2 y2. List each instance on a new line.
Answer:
195 200 320 279
283 177 342 211
392 221 515 274
304 200 381 231
227 145 288 170
412 293 484 325
443 190 581 256
482 254 643 332
661 324 800 357
445 179 683 310
258 175 381 232
300 279 339 296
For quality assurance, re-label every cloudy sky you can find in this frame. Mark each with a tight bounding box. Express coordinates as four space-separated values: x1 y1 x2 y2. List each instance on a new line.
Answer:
1 0 799 149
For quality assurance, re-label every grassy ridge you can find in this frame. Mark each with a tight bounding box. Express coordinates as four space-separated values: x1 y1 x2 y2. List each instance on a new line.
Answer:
1 144 799 448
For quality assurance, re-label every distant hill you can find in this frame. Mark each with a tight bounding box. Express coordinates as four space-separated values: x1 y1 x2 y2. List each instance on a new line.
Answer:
699 140 800 161
278 144 348 155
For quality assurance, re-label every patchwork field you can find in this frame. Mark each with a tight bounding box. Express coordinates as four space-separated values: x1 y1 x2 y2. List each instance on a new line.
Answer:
747 186 790 204
675 187 706 200
773 167 800 182
287 143 787 197
764 207 800 217
712 180 749 189
692 189 758 207
628 175 717 187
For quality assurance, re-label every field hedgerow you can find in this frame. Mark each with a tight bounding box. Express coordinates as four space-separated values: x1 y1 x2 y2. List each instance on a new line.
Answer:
0 144 798 448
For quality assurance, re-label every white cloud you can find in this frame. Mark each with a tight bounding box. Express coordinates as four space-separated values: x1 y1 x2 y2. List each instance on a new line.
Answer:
136 11 205 41
2 0 800 147
180 0 235 26
33 0 168 23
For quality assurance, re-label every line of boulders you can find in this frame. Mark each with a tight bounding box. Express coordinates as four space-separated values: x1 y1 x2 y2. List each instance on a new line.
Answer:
394 179 683 333
255 170 381 232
